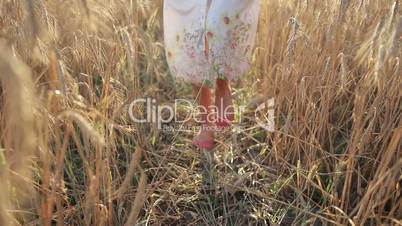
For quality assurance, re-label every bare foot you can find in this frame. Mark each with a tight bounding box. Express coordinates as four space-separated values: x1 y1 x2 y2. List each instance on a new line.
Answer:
216 80 234 128
192 84 215 149
192 128 215 150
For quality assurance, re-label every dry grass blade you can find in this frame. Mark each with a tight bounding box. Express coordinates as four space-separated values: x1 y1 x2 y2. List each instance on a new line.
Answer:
57 110 105 148
114 146 143 200
25 0 40 39
124 171 148 226
390 17 402 57
338 52 349 90
0 41 37 226
287 17 299 70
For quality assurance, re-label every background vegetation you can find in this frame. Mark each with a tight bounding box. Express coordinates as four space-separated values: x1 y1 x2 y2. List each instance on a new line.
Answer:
0 0 401 225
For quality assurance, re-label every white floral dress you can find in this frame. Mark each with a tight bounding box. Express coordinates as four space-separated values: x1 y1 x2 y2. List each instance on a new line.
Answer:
163 0 261 87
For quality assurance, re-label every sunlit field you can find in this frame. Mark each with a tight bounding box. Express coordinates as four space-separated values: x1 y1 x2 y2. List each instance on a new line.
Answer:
0 0 401 225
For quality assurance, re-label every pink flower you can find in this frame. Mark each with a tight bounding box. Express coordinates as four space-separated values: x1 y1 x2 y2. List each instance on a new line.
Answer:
207 31 214 38
224 16 230 24
188 48 196 58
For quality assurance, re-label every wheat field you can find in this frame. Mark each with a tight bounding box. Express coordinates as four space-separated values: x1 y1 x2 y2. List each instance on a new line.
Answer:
0 0 401 225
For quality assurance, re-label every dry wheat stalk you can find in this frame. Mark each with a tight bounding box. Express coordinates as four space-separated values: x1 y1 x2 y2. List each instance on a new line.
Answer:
390 17 402 57
57 110 106 148
25 0 39 40
370 16 386 60
0 41 37 226
124 171 148 226
338 0 351 23
114 147 142 200
338 52 349 90
120 28 136 92
287 17 300 71
386 0 399 32
374 44 386 90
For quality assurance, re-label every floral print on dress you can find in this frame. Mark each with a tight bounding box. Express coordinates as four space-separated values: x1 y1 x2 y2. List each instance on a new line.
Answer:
164 0 261 87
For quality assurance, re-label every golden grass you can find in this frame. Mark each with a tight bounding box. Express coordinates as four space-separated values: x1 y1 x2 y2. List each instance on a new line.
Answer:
0 0 401 225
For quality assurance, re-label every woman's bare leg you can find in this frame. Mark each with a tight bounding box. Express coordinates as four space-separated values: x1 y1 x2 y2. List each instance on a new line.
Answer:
192 84 215 150
215 78 234 128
